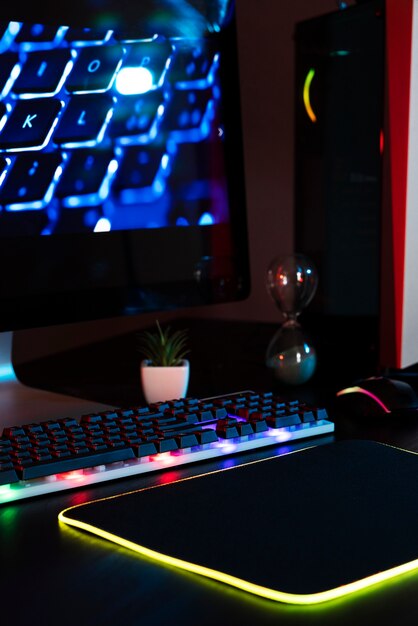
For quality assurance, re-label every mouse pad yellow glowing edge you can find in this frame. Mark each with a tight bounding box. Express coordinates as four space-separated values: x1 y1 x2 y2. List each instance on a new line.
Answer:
59 440 418 604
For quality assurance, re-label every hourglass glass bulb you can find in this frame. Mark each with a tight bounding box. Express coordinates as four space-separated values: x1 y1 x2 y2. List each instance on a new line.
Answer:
266 254 318 320
266 254 318 384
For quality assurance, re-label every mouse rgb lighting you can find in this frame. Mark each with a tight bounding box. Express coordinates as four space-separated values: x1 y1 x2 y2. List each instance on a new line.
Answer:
336 386 390 414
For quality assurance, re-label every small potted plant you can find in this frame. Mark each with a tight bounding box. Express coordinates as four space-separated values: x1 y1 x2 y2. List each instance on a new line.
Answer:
138 321 190 404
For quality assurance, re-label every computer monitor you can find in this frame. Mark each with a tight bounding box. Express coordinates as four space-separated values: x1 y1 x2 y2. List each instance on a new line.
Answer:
0 0 249 422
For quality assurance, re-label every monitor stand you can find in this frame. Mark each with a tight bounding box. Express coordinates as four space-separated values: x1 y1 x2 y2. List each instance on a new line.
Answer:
0 331 115 430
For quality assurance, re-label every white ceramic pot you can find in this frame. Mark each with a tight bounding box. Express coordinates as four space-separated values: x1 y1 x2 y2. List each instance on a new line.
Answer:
140 359 190 404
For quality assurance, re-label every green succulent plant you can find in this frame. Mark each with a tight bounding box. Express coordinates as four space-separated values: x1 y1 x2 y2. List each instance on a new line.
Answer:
137 321 190 367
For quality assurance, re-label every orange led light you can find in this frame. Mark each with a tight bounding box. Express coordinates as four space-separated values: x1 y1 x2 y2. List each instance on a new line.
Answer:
303 69 317 123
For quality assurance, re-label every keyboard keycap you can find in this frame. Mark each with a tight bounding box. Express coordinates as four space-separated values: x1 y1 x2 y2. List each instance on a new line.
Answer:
55 149 114 200
248 417 269 433
17 445 135 479
0 98 62 150
216 419 239 439
122 40 173 90
266 415 302 429
113 144 167 194
53 94 114 145
15 23 60 44
155 437 178 453
173 433 199 448
195 429 218 445
132 441 158 457
0 153 62 206
313 407 328 420
110 91 164 141
163 89 213 136
236 422 254 436
170 43 217 87
66 45 124 93
12 49 72 95
301 410 316 423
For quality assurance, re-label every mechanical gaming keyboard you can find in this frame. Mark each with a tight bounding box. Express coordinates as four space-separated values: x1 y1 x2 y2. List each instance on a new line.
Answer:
0 390 334 503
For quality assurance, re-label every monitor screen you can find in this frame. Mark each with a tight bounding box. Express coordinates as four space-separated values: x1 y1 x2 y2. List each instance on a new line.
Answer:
0 0 249 331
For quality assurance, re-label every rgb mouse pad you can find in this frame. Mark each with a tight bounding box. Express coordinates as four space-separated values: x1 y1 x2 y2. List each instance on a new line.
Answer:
59 440 418 604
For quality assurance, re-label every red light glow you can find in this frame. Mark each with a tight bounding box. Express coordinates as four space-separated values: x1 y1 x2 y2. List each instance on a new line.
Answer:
336 386 390 413
59 471 86 482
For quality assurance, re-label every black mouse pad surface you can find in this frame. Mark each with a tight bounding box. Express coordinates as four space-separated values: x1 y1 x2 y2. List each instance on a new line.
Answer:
59 440 418 604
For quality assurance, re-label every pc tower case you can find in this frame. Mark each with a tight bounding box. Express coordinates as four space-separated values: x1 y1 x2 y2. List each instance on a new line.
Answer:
294 0 385 370
294 0 384 318
294 0 418 370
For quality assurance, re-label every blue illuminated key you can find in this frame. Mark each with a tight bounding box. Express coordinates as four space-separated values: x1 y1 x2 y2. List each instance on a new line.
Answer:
0 153 62 206
0 98 62 149
163 89 213 135
12 49 72 95
55 149 114 199
66 45 124 93
53 94 113 145
113 144 166 192
121 40 173 90
170 43 217 87
110 90 164 141
15 23 60 44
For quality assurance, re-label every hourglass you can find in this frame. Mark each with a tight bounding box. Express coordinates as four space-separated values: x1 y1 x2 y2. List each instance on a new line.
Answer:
265 254 318 385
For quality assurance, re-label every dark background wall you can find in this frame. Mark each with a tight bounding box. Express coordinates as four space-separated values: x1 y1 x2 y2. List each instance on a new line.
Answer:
15 0 341 363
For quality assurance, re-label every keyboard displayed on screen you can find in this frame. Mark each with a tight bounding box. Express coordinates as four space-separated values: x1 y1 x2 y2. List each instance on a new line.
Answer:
0 20 227 235
0 390 334 503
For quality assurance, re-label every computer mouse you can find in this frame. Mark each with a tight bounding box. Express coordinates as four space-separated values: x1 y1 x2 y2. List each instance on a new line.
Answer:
335 376 418 417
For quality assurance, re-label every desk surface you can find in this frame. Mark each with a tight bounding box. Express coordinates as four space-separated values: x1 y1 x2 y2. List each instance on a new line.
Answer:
4 319 418 626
